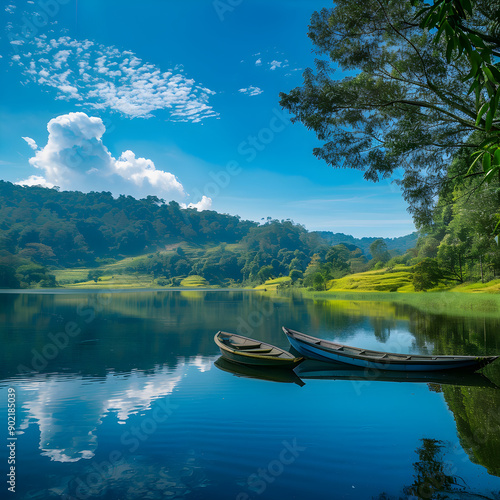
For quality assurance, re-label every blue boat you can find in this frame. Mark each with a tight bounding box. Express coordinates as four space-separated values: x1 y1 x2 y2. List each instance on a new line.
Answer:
283 327 498 372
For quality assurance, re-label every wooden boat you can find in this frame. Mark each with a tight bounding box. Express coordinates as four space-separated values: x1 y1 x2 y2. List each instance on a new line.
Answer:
283 327 498 372
294 360 499 388
214 357 305 386
214 331 303 367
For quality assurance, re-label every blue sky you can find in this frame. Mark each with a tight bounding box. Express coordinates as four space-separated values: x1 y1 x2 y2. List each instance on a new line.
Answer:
0 0 415 238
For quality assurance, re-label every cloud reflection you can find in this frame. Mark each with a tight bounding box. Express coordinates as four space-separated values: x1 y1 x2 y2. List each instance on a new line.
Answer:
16 356 214 463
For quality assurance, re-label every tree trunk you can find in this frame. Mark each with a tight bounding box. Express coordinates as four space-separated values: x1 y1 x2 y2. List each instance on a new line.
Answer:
480 254 484 283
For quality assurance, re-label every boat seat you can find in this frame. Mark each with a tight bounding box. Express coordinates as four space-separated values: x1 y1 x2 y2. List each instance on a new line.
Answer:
241 348 273 353
231 342 262 349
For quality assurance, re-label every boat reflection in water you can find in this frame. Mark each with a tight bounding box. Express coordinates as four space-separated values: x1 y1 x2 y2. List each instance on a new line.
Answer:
214 357 306 386
295 360 499 389
215 358 498 389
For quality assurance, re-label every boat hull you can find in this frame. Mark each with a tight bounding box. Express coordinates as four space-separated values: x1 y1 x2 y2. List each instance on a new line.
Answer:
284 328 497 372
218 348 302 367
214 331 303 368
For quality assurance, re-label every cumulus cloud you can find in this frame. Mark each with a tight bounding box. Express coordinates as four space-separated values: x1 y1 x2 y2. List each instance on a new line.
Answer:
113 150 184 193
16 175 54 188
16 112 210 210
255 58 262 66
238 86 263 96
13 35 218 122
180 196 212 211
22 136 38 150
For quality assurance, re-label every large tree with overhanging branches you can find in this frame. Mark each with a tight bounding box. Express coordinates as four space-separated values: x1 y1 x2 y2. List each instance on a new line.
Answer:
279 0 500 226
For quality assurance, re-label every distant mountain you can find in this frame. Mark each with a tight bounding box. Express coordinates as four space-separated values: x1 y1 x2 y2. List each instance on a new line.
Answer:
315 231 419 257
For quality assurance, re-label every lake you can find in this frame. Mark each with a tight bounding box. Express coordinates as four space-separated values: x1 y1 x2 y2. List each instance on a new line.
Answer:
1 290 500 499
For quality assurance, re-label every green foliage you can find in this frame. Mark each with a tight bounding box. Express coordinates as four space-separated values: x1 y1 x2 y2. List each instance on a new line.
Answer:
0 264 20 289
257 265 274 284
414 0 500 181
412 258 443 291
369 239 390 263
0 181 255 267
416 141 500 285
289 269 303 282
87 270 104 283
280 0 499 224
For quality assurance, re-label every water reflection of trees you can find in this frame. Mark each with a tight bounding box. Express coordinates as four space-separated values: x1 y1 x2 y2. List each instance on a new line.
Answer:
442 385 500 478
374 438 500 499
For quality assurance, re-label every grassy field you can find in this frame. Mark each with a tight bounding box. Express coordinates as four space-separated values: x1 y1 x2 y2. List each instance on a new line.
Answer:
180 275 209 287
326 266 414 292
255 276 292 290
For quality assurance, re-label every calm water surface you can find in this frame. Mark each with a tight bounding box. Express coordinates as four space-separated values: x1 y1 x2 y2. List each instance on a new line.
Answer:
1 290 500 499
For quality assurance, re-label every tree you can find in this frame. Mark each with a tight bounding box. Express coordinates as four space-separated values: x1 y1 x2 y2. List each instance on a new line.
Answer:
289 269 303 282
0 265 20 289
415 0 500 180
279 0 499 224
257 265 274 284
87 270 103 283
437 234 468 282
369 239 390 263
412 258 442 291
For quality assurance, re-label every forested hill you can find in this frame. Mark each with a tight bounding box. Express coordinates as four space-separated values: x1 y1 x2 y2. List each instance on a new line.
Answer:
0 181 415 288
317 232 418 257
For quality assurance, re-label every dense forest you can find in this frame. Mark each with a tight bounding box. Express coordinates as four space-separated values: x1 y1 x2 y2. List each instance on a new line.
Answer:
411 144 500 290
1 169 498 291
0 181 415 289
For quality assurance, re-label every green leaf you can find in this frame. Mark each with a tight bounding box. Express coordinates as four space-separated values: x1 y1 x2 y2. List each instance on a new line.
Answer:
484 166 498 183
476 102 489 125
483 152 492 172
494 148 500 167
467 79 479 95
435 21 448 41
485 109 494 131
478 136 500 149
488 65 500 82
461 0 473 16
484 67 497 84
467 153 483 175
468 33 486 49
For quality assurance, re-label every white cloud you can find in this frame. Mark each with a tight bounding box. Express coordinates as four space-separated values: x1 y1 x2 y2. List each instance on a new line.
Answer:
14 36 218 122
269 60 283 70
5 4 16 13
180 196 212 211
255 58 262 66
114 150 184 193
22 136 38 150
16 112 204 203
15 175 54 188
238 86 263 96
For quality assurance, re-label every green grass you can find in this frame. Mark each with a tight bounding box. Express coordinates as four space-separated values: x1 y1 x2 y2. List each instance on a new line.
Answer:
327 266 414 292
255 276 292 290
60 273 157 289
180 275 209 287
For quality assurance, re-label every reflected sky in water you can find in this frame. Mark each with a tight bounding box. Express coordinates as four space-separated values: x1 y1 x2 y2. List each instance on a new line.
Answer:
1 290 500 499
